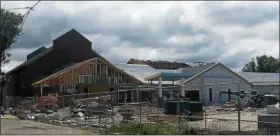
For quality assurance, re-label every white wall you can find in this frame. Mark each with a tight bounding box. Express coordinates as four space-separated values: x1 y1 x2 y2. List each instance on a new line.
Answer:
184 64 252 105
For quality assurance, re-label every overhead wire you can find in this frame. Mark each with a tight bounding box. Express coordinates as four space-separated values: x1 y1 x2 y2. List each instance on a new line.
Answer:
19 0 41 30
5 7 31 11
0 0 41 47
0 0 41 62
0 1 41 30
0 0 41 105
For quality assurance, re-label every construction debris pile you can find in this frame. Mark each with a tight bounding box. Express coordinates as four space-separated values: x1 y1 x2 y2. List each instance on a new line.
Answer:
6 94 164 129
207 94 271 114
218 93 273 112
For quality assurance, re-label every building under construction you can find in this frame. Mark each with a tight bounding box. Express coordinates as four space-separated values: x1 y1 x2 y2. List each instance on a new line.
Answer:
127 59 190 70
3 29 143 105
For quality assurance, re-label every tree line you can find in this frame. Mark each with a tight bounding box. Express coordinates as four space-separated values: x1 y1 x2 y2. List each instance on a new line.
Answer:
242 55 279 73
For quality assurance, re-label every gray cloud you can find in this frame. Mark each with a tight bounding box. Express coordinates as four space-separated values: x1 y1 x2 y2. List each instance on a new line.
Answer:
203 1 279 27
12 3 71 49
220 50 258 72
2 1 279 72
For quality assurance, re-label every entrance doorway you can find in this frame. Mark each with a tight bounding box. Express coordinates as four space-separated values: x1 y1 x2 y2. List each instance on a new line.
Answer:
185 90 200 101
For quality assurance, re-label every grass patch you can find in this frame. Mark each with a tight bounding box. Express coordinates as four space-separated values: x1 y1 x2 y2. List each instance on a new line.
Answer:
0 115 20 121
100 123 199 135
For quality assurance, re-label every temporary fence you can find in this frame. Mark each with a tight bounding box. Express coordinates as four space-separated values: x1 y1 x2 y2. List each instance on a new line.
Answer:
7 83 280 135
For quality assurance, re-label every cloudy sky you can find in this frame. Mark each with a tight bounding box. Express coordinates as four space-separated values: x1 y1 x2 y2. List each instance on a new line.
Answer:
1 1 279 72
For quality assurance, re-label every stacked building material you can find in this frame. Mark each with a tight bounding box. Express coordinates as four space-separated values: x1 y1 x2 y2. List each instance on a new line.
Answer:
258 103 280 134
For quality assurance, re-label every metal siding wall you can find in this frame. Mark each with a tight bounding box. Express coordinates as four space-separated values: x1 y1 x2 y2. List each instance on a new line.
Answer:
184 64 252 105
252 85 280 95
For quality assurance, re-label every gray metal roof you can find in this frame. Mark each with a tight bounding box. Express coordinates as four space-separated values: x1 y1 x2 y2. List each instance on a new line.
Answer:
237 72 279 86
115 63 280 87
114 63 176 84
177 64 215 75
146 72 194 81
114 63 217 84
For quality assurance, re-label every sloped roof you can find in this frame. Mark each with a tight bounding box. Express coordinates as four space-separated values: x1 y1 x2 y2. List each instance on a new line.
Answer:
183 63 253 85
177 63 215 75
53 29 91 44
114 63 176 84
6 29 106 75
32 58 95 86
6 47 54 75
236 72 279 86
145 72 194 81
144 63 215 82
27 46 47 60
32 58 140 86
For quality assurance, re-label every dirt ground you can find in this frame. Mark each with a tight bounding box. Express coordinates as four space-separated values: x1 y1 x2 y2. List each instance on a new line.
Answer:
185 110 258 131
1 118 97 135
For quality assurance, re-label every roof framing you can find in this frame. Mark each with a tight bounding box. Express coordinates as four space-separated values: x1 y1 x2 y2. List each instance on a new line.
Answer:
32 57 141 87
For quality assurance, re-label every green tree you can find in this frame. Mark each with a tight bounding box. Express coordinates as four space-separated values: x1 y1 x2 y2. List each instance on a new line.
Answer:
242 55 280 73
0 8 24 69
242 58 256 72
0 8 24 105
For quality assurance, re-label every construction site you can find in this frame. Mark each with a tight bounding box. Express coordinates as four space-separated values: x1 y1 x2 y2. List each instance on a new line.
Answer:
1 29 279 135
2 86 280 135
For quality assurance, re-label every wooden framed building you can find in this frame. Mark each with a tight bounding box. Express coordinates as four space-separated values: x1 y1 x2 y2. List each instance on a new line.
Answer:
32 57 140 96
3 29 141 105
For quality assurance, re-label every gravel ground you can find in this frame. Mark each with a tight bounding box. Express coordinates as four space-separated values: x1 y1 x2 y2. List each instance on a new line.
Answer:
1 119 97 135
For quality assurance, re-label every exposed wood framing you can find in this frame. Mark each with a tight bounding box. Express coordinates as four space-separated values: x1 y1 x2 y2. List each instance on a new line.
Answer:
32 57 140 87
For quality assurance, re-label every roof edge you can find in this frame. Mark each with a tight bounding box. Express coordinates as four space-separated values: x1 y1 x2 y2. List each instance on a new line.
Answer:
183 63 253 86
6 47 54 75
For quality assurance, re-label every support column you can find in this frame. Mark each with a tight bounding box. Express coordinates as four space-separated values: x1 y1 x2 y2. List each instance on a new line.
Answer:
132 89 134 102
136 85 139 102
151 81 153 102
180 78 185 97
40 84 43 97
159 77 162 98
158 77 163 108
